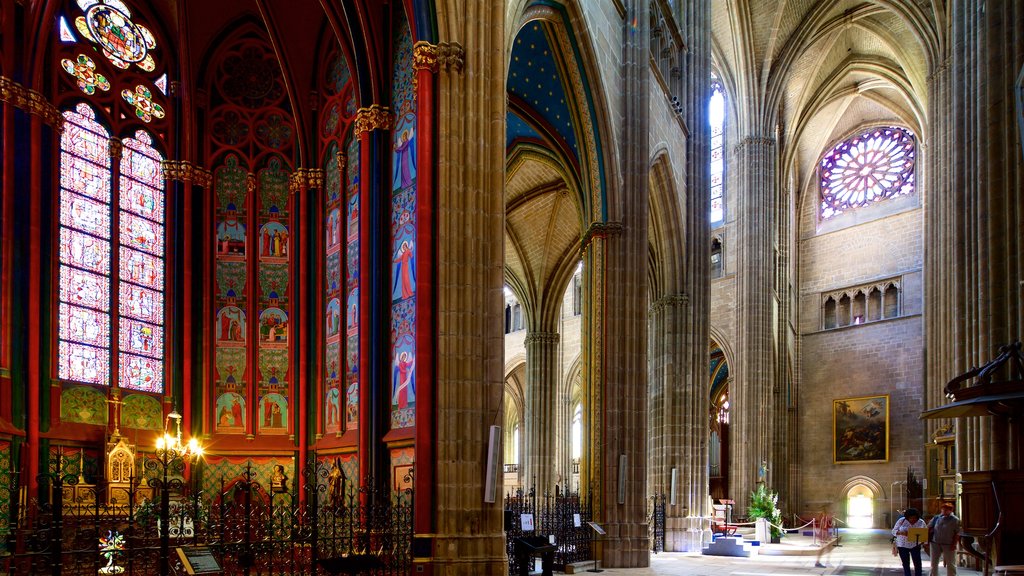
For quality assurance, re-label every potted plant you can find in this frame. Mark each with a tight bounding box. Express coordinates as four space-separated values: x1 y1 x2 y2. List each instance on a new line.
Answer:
749 484 784 542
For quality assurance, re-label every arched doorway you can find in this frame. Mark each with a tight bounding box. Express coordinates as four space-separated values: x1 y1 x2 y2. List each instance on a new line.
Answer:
709 343 730 500
846 484 874 528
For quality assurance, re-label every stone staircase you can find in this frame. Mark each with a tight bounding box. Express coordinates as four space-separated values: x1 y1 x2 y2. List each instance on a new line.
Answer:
702 535 760 557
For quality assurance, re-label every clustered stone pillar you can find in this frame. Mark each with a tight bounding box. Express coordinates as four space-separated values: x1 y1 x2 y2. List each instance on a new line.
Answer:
732 136 778 512
594 0 652 567
430 0 509 573
524 331 560 491
926 0 1023 471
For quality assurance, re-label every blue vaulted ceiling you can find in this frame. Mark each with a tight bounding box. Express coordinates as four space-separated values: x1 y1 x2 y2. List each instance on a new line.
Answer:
507 21 578 164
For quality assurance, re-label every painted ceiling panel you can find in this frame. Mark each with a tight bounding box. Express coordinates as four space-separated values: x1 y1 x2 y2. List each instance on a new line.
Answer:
508 21 579 162
507 111 544 149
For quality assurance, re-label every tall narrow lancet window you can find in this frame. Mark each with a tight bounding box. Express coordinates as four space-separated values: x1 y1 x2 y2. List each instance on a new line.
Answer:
207 30 295 439
819 126 915 219
320 46 357 436
56 0 168 394
709 79 726 226
390 7 417 430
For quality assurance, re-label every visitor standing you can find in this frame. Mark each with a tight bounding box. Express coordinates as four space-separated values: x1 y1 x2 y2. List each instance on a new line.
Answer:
929 502 961 576
892 508 926 576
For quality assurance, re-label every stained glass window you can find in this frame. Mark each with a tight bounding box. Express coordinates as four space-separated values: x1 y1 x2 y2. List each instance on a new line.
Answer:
819 126 915 219
119 131 165 392
57 105 165 393
709 80 725 226
58 104 113 386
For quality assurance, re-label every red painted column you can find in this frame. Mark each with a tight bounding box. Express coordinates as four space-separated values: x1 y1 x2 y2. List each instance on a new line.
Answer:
245 174 256 439
27 115 42 497
180 171 193 436
357 118 374 486
1 95 14 425
296 174 309 502
412 44 437 536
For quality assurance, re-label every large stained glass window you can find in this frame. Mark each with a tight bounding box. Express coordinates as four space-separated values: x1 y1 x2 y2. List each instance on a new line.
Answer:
58 106 165 392
819 126 915 219
709 80 725 226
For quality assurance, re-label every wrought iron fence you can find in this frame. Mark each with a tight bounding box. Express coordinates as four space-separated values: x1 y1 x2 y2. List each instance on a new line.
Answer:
503 485 592 573
2 457 412 576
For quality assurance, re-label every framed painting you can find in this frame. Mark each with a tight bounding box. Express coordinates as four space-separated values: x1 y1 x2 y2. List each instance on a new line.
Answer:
833 394 889 463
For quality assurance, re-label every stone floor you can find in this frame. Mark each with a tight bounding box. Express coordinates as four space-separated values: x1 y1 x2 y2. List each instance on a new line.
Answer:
583 529 984 575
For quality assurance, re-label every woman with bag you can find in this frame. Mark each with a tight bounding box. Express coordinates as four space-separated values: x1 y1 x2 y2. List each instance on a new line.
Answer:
892 508 927 576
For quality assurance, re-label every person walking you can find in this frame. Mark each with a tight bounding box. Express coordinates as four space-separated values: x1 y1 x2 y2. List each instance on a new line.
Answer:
892 508 926 576
929 502 961 576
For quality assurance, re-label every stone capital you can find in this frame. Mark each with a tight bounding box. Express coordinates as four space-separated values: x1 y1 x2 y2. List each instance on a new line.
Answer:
0 76 63 131
413 41 440 73
355 104 391 135
193 167 213 189
438 41 466 73
582 221 624 250
651 292 689 312
524 331 560 346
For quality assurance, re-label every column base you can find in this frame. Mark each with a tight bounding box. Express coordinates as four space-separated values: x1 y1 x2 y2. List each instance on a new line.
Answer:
599 521 651 568
418 531 508 576
665 516 710 552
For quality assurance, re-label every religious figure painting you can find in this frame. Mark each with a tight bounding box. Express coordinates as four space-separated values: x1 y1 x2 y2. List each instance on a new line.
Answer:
259 307 288 344
259 221 289 259
325 297 341 339
833 394 889 463
391 336 415 409
391 230 415 302
216 305 246 344
391 121 416 191
215 391 246 431
325 386 341 430
259 393 288 433
326 208 341 249
216 216 246 256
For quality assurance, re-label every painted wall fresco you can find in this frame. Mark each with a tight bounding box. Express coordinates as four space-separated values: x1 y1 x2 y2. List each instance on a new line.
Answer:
321 47 357 437
257 157 291 436
61 385 109 425
214 155 249 435
389 9 416 430
201 454 294 502
121 392 162 430
207 34 295 439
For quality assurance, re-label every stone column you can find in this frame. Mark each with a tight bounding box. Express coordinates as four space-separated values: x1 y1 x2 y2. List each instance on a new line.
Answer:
927 0 1024 471
592 0 652 567
732 136 778 512
429 0 509 572
523 331 560 491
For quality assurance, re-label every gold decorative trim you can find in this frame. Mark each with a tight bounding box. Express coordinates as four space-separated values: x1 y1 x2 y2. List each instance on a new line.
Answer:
193 167 213 189
413 42 440 73
438 41 465 73
337 151 346 175
161 160 197 182
355 105 391 135
288 168 325 193
0 76 64 131
246 173 256 194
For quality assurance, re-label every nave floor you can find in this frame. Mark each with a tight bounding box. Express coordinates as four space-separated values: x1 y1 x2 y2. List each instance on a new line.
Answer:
587 529 984 576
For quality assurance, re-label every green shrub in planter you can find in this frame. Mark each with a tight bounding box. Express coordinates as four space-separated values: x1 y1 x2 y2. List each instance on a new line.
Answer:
749 484 783 540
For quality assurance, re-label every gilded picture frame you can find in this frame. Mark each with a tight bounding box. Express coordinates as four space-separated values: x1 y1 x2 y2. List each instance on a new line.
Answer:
833 394 889 463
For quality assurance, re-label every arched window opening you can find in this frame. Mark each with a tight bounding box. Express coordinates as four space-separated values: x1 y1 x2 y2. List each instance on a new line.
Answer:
513 304 522 332
572 264 582 316
56 0 170 395
867 288 882 321
512 423 521 465
505 304 512 333
852 291 866 325
884 284 900 318
838 295 851 327
711 237 723 279
709 79 726 226
823 297 837 330
820 126 916 220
